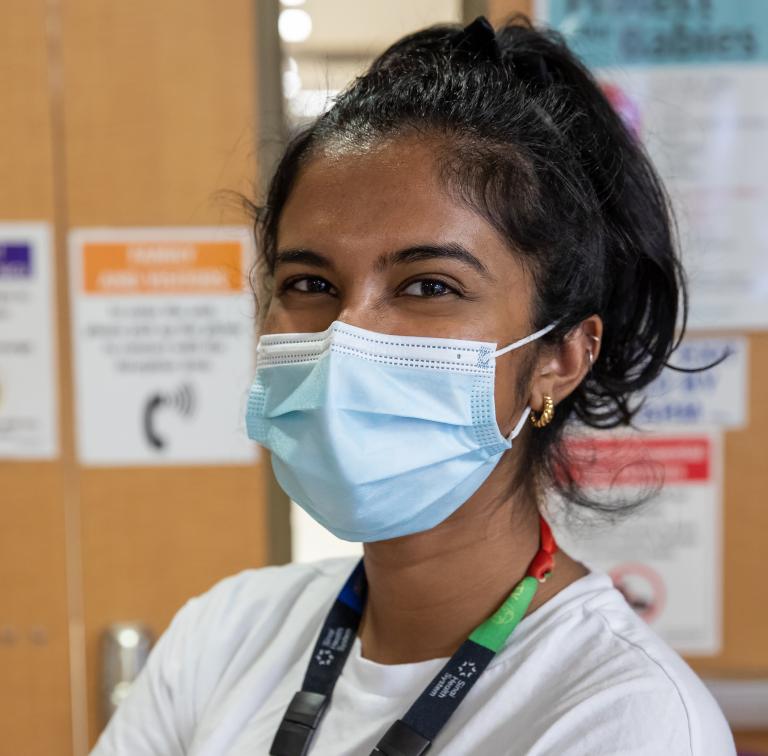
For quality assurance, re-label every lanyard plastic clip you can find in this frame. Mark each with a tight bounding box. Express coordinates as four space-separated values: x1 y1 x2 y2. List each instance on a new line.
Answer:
270 691 329 756
371 719 432 756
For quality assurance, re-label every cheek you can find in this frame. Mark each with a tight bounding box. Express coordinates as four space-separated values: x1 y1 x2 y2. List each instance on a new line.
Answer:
258 292 280 334
259 290 341 336
493 354 531 431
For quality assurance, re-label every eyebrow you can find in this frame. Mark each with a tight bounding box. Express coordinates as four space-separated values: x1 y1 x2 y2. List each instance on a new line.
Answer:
275 242 492 279
375 243 492 279
274 248 332 269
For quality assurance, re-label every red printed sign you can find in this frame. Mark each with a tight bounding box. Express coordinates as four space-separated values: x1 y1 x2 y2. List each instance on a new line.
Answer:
563 435 711 489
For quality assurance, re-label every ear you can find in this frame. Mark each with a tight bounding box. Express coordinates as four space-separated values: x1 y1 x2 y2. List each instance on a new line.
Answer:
529 315 603 414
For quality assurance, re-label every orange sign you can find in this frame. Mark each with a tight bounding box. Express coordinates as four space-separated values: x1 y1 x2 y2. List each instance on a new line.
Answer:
81 241 244 294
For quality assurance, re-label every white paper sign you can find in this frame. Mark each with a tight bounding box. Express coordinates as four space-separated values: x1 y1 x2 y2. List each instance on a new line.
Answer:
553 430 722 655
600 66 768 330
69 227 258 466
637 336 748 429
537 0 768 330
0 222 58 459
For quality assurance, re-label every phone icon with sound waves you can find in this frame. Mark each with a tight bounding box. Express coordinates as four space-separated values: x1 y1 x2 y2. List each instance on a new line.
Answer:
142 383 195 450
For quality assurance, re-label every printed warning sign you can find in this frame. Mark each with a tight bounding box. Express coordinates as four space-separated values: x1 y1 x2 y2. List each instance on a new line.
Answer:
0 222 58 459
553 431 722 655
69 227 258 465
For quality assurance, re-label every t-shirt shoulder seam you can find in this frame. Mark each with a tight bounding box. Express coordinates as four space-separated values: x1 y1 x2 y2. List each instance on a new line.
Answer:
590 608 695 756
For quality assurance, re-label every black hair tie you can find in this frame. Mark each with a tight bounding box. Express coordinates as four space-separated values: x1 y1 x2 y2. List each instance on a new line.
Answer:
453 16 502 64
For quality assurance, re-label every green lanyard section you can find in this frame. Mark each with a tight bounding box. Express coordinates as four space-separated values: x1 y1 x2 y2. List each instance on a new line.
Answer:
468 575 540 653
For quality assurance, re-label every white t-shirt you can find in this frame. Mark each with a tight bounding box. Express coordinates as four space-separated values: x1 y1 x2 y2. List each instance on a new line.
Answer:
92 557 735 756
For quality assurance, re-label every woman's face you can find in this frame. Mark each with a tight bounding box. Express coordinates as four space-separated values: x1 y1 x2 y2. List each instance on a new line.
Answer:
263 135 541 435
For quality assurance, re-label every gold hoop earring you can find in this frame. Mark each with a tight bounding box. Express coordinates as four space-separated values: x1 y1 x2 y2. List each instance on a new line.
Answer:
530 395 554 429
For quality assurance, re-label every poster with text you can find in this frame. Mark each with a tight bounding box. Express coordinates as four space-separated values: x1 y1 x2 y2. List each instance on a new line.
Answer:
0 222 58 459
537 0 768 329
69 227 258 466
637 335 748 429
553 430 722 655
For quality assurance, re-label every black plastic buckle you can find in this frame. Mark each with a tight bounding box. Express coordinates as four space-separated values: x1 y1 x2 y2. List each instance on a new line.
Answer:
269 691 329 756
371 719 432 756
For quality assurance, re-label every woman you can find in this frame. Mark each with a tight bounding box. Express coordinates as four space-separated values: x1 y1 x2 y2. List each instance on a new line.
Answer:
92 15 734 756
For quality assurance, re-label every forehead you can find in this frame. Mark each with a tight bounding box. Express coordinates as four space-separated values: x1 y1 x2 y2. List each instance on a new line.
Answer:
276 136 516 268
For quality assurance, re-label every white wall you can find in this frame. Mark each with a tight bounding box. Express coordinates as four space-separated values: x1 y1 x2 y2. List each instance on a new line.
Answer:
290 501 363 563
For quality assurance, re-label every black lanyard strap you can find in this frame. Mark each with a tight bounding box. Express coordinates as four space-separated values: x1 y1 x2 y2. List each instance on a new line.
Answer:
270 561 367 756
371 639 496 756
270 517 557 756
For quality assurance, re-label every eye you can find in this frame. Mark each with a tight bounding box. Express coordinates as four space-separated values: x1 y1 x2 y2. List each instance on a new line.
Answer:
401 279 459 298
282 275 337 296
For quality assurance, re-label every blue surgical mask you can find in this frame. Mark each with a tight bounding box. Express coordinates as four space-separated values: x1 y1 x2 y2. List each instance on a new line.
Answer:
245 320 556 542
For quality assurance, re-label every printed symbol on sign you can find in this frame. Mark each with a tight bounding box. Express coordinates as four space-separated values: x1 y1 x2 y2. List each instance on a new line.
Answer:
610 563 666 624
315 649 335 666
142 383 196 450
458 661 477 679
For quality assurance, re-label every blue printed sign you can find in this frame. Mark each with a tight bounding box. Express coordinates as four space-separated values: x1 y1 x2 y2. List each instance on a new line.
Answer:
0 243 32 278
0 222 58 459
637 337 748 429
541 0 768 68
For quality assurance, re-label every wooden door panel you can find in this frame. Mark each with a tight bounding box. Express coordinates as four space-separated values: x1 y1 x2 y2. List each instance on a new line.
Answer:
0 0 73 753
56 1 267 745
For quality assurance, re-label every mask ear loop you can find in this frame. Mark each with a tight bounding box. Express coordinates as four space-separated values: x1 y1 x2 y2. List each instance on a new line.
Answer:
506 407 531 442
493 321 559 443
492 321 558 359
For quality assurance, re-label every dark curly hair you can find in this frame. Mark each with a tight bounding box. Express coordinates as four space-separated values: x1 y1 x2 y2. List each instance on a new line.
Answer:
247 15 699 514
